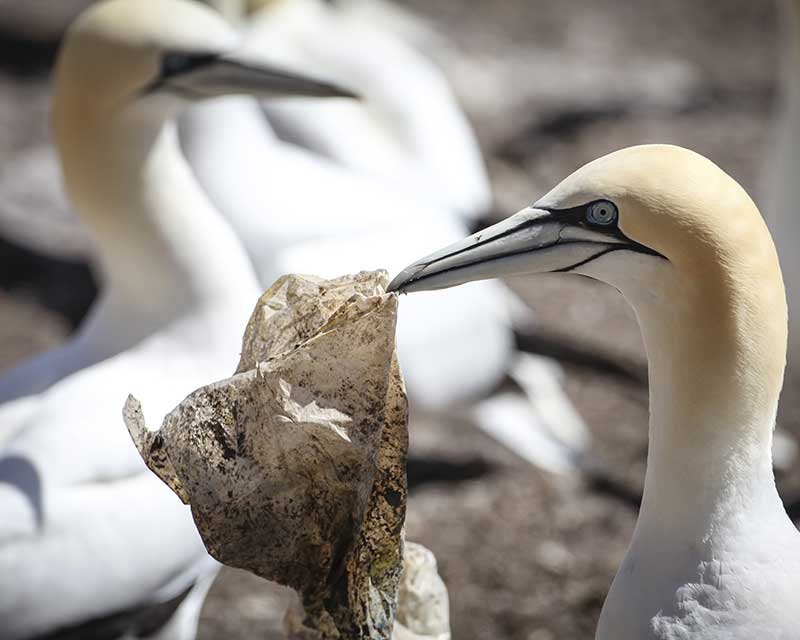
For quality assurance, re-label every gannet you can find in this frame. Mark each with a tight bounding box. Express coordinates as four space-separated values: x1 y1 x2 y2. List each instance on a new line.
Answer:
0 0 352 637
389 145 800 639
179 0 588 470
0 0 350 405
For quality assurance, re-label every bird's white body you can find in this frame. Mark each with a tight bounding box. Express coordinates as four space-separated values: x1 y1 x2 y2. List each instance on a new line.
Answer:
180 97 511 407
244 0 491 221
602 480 800 638
590 252 800 640
0 113 252 640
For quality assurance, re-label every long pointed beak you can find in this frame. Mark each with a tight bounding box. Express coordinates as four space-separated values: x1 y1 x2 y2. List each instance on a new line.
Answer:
387 207 628 293
154 53 357 100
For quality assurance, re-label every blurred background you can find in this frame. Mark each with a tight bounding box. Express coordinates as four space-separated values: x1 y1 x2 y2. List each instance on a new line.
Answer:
0 1 791 638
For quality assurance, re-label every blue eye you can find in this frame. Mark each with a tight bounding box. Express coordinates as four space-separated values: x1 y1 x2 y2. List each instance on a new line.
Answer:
587 200 618 226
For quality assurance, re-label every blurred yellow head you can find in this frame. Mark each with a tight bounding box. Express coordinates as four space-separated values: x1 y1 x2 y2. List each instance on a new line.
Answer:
52 0 354 228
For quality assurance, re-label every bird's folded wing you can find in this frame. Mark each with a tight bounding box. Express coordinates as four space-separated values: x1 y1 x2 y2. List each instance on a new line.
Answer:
0 471 210 639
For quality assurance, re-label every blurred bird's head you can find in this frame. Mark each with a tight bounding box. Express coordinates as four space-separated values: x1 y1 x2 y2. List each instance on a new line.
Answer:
52 0 354 232
53 0 352 130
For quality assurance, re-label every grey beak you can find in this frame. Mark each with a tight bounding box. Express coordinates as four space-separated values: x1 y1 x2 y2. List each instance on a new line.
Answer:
152 51 357 100
387 207 632 293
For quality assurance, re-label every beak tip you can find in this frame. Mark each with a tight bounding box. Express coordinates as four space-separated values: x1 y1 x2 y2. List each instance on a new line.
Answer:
387 264 426 294
385 276 406 294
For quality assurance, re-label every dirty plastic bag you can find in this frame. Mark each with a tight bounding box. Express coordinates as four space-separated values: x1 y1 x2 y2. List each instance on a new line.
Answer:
124 271 446 639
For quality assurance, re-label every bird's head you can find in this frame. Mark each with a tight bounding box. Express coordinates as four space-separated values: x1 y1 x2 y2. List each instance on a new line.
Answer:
390 145 787 404
53 0 352 129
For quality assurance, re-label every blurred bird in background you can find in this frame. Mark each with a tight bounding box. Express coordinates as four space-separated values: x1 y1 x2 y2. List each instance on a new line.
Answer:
0 0 589 473
0 0 357 637
245 0 493 221
0 0 589 637
181 0 589 473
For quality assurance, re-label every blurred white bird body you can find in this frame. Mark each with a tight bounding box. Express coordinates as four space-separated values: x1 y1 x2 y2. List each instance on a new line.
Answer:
0 0 356 637
390 145 800 639
0 121 257 404
243 0 492 221
181 0 588 467
180 95 511 408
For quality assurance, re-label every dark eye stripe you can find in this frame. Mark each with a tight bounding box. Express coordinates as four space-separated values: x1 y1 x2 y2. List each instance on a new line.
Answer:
544 200 661 258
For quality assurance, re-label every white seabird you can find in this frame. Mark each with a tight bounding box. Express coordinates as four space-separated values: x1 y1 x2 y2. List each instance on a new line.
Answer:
389 144 800 639
179 0 588 471
0 0 351 405
0 0 353 637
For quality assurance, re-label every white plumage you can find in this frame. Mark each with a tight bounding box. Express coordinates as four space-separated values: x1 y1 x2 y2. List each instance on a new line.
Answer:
181 0 588 465
0 0 354 636
245 0 492 222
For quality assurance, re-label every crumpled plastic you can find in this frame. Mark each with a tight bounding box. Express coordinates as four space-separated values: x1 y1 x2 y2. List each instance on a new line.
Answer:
124 271 448 639
394 542 450 640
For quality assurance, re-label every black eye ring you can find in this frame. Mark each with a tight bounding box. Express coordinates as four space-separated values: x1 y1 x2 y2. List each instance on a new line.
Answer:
586 200 618 226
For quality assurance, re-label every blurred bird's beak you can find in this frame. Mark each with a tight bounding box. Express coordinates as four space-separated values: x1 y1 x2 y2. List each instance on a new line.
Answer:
149 51 357 100
387 206 646 293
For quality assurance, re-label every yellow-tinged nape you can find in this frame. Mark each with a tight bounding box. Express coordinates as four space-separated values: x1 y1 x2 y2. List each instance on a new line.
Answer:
52 0 238 234
53 0 237 120
54 0 351 228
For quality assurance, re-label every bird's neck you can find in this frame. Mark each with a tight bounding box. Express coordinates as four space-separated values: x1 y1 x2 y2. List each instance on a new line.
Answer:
633 287 787 546
58 116 260 344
